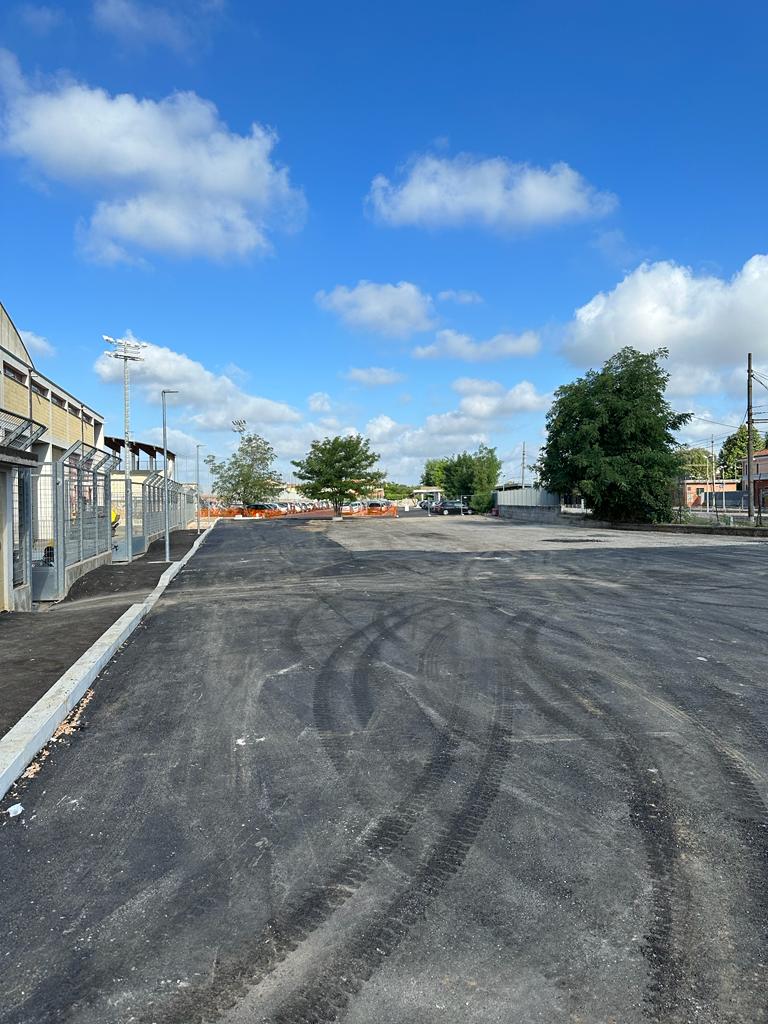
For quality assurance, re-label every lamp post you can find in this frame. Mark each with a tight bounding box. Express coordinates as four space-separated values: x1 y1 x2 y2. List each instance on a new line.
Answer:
162 389 178 561
196 443 205 534
104 335 145 561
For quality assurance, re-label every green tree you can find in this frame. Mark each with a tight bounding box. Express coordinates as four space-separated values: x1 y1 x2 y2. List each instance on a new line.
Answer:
204 430 282 505
442 451 476 499
421 458 449 489
292 435 384 515
469 443 502 511
717 424 764 477
383 481 414 501
675 446 711 478
538 347 691 523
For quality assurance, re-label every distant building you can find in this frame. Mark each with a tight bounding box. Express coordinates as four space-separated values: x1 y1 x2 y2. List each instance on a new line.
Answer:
104 436 176 480
740 448 768 508
682 478 741 508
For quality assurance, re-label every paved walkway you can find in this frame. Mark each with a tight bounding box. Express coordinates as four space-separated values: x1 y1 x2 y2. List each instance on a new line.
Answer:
0 530 200 739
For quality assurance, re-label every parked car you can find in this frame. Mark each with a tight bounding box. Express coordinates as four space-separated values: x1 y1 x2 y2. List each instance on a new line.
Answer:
433 500 473 516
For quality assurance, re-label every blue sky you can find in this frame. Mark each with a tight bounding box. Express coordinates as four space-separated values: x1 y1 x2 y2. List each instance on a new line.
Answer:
2 0 768 485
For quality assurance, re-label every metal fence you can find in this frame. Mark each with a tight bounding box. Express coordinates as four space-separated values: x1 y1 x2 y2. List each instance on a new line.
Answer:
11 467 31 587
494 487 560 507
31 442 117 602
111 472 197 562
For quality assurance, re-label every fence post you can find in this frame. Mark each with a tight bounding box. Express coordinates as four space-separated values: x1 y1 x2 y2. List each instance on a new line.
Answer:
55 459 65 598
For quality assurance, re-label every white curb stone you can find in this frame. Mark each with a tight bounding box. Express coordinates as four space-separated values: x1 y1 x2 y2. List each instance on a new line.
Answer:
0 524 215 801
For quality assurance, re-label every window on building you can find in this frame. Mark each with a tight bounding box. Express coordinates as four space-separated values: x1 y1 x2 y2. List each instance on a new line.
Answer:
3 362 26 385
31 381 48 398
51 393 66 409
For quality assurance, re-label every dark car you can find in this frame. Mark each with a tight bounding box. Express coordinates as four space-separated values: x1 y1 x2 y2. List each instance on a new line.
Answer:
433 500 473 515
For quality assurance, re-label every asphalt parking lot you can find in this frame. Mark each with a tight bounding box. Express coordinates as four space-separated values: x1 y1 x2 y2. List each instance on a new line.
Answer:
1 516 766 1023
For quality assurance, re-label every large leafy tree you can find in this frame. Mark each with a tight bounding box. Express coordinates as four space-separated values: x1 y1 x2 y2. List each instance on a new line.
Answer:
421 458 449 489
468 443 502 511
717 424 765 477
675 446 711 478
538 347 691 523
383 481 414 500
292 435 384 515
204 428 282 505
442 452 476 499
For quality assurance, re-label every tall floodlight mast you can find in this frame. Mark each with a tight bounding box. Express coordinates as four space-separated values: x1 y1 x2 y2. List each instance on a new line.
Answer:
103 335 146 562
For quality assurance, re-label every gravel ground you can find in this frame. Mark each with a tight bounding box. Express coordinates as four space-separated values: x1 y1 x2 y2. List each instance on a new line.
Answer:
1 516 766 1024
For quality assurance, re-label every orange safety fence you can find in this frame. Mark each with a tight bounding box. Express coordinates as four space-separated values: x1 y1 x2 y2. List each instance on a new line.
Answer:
204 507 286 519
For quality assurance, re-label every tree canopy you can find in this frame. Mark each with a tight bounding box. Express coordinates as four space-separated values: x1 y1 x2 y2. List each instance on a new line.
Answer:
425 444 502 512
204 429 282 505
292 435 384 514
717 424 765 477
383 481 415 500
675 446 711 478
421 458 449 489
538 347 691 523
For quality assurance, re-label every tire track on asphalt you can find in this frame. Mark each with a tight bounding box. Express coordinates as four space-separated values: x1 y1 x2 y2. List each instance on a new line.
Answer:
144 621 475 1024
516 610 768 1024
512 618 688 1022
264 675 515 1024
311 603 429 788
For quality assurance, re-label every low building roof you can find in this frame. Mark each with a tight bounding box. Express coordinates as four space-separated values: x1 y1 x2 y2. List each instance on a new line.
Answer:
105 435 175 459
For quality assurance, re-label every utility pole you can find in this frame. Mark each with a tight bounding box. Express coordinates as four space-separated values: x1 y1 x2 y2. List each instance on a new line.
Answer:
748 352 755 523
196 443 205 535
711 434 719 522
104 335 145 562
162 389 179 561
521 442 526 489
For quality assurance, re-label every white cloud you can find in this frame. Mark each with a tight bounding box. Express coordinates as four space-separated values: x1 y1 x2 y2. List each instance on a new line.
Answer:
457 380 551 419
308 391 331 412
365 414 405 442
566 256 768 368
344 366 404 386
94 331 300 430
0 50 305 262
438 289 483 304
452 377 503 396
20 329 55 357
91 0 222 53
414 328 540 361
563 255 768 415
142 425 203 456
18 4 64 33
368 153 616 230
316 280 434 338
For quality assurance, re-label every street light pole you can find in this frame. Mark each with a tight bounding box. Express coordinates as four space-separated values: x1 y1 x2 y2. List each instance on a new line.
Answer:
162 389 179 561
104 335 145 562
196 443 205 534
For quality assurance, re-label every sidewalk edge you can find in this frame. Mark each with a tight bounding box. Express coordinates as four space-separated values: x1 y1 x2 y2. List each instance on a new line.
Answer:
0 523 215 802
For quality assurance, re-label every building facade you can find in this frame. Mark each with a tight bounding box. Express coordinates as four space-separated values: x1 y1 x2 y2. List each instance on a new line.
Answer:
741 448 768 509
1 302 104 463
1 302 109 610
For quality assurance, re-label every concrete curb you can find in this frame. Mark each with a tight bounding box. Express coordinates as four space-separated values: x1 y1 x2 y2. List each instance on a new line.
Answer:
0 524 215 802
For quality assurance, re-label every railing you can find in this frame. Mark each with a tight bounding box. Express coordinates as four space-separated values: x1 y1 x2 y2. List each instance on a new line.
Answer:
0 408 46 451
